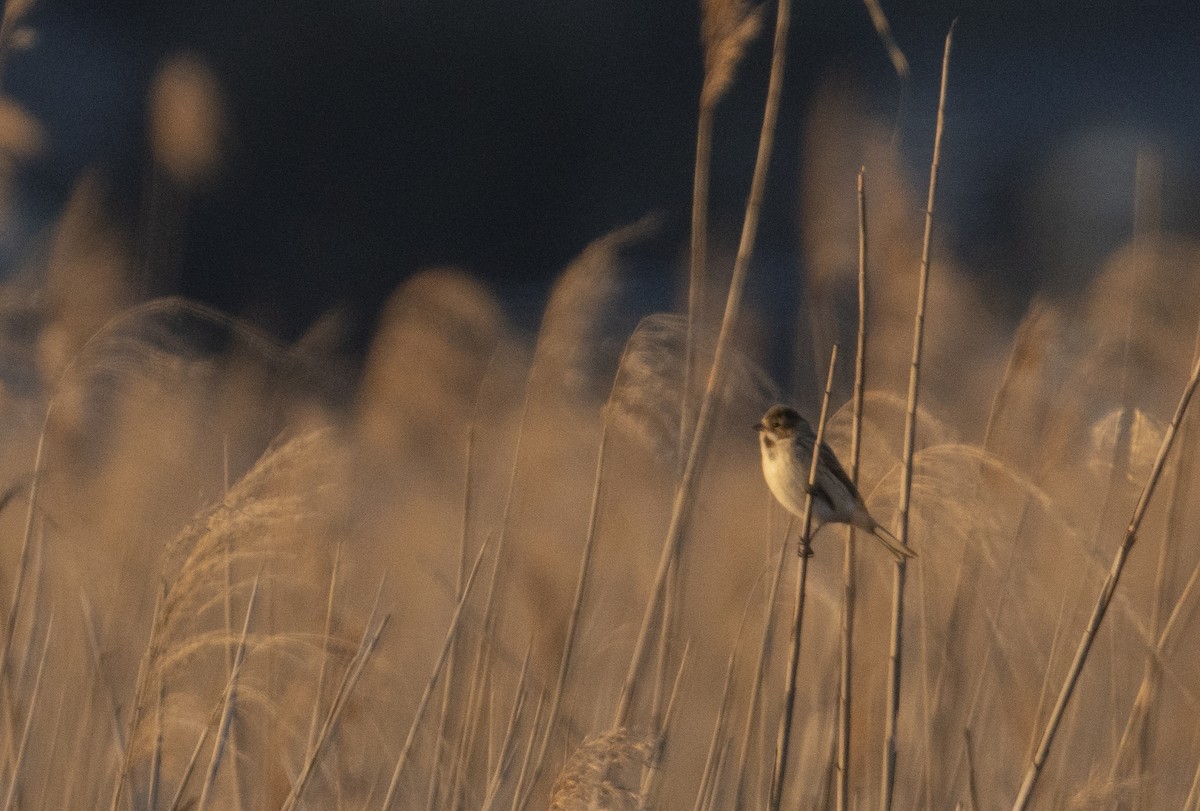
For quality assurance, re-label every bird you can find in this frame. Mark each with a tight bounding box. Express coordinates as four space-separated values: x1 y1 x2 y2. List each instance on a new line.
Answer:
755 404 915 559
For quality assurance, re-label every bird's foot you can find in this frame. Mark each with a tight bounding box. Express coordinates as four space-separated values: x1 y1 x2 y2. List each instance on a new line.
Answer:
797 541 814 558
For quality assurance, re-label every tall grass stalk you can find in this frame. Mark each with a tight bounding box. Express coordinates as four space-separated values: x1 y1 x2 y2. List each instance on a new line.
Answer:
693 570 762 811
1012 334 1200 809
33 683 66 811
167 700 219 811
0 425 45 760
306 545 342 763
427 424 476 811
379 536 491 809
732 524 788 809
509 689 545 811
520 425 610 809
480 640 532 810
881 22 954 809
683 0 763 462
1112 312 1195 793
110 583 166 811
282 581 390 811
614 0 791 730
1 608 50 811
837 166 869 811
770 343 838 810
195 575 260 811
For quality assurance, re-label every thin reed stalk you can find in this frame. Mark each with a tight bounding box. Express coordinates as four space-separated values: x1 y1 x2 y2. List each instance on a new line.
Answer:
614 0 791 730
282 581 390 811
881 23 954 810
1109 322 1200 791
732 524 789 809
147 671 165 811
683 102 712 466
480 640 533 810
693 571 763 811
684 0 764 460
306 545 342 763
167 707 214 811
110 583 166 811
427 423 476 811
34 684 66 811
1186 750 1200 811
770 343 838 810
2 608 51 811
0 426 45 763
520 425 610 809
380 537 492 809
196 575 260 811
963 729 980 811
1011 337 1200 809
837 166 869 811
509 689 546 811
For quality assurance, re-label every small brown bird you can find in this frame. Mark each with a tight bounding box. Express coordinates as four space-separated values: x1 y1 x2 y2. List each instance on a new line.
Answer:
755 404 915 559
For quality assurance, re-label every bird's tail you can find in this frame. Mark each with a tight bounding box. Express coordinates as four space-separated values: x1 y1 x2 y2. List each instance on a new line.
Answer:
869 522 917 560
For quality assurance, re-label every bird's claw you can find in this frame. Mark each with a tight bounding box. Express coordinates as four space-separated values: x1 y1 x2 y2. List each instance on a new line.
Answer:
797 541 814 558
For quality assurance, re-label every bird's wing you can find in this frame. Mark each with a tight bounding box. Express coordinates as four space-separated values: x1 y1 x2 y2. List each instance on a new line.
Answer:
818 440 861 500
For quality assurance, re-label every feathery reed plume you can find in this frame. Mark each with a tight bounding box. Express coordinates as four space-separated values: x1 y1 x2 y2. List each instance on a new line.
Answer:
838 168 869 811
881 23 954 809
614 0 792 730
770 344 837 810
1012 323 1200 808
549 729 653 811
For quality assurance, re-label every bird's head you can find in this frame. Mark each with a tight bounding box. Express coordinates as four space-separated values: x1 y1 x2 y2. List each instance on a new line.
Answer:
754 404 808 441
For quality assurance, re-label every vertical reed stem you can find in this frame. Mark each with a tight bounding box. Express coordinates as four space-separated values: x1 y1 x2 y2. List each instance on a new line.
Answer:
881 23 954 810
838 166 869 811
613 0 791 728
770 344 838 809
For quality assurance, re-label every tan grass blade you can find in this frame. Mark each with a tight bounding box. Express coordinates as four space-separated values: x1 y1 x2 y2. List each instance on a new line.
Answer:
881 23 954 810
769 344 837 810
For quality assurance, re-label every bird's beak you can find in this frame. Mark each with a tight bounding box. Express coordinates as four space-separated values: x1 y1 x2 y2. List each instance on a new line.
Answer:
753 422 764 432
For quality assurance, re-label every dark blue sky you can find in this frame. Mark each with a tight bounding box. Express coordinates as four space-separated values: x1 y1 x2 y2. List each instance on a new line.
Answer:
5 0 1200 346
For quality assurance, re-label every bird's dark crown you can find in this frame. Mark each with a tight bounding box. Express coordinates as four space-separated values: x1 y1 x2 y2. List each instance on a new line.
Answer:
755 404 804 436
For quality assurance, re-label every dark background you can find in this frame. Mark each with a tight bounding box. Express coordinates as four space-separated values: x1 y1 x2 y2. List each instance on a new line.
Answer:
4 0 1200 348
